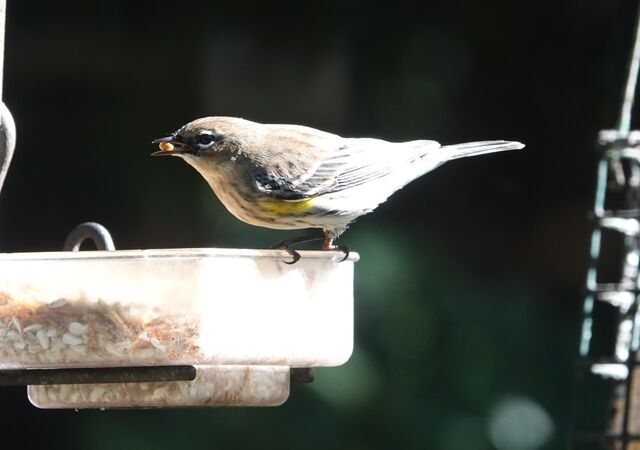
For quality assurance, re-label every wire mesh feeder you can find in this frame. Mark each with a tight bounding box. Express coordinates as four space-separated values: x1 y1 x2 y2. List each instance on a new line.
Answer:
574 131 640 449
571 3 640 448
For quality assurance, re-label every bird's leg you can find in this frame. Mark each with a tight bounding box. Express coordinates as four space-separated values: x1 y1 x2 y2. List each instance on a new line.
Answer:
272 233 324 265
323 237 350 262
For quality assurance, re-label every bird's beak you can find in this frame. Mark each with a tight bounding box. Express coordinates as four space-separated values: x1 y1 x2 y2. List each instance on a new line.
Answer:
150 136 191 156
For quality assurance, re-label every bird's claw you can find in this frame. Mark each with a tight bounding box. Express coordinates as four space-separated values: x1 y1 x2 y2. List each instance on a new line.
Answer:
334 245 350 262
271 241 303 264
282 247 301 265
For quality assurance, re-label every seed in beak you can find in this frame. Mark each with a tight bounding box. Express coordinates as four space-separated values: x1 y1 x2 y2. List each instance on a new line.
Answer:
159 142 174 152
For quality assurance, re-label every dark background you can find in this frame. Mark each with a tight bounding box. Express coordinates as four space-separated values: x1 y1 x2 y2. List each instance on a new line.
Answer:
0 1 633 449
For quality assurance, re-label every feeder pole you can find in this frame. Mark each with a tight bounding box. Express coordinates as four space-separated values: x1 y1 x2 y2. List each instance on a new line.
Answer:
619 3 640 135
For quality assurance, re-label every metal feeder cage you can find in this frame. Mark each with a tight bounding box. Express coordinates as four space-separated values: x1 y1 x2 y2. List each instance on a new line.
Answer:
573 3 640 448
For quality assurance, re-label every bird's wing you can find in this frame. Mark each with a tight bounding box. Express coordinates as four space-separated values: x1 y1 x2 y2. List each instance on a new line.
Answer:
322 138 443 192
248 124 340 200
249 126 442 200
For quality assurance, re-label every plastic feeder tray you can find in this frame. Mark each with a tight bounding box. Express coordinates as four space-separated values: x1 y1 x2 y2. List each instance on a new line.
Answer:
0 248 357 408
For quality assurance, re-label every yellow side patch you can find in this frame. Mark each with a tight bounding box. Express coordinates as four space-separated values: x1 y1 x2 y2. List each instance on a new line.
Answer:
260 197 316 215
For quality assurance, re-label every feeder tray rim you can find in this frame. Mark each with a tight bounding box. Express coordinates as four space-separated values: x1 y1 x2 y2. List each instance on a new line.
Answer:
0 247 360 262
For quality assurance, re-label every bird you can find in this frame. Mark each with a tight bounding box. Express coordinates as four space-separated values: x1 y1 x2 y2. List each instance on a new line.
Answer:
152 116 524 263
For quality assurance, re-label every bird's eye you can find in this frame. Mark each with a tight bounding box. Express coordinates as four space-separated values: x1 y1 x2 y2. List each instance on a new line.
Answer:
196 134 215 146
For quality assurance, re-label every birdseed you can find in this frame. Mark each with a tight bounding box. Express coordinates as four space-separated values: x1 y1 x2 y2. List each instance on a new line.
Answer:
0 290 201 368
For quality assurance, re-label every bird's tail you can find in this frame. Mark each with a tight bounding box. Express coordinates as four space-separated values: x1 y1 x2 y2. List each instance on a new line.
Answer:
441 140 524 160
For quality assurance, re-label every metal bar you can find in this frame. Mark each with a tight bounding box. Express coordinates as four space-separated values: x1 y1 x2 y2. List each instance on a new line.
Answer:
290 368 315 383
0 365 197 386
619 2 640 135
0 366 314 386
621 301 639 448
594 158 610 216
593 209 640 219
587 283 640 293
578 357 640 368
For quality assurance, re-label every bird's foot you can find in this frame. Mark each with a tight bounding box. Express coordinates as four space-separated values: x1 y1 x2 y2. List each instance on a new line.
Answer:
272 233 324 265
323 238 350 262
334 245 350 262
279 246 301 265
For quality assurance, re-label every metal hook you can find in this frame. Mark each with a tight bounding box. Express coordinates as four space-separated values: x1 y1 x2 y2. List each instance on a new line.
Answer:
63 222 116 251
0 0 13 201
0 101 15 199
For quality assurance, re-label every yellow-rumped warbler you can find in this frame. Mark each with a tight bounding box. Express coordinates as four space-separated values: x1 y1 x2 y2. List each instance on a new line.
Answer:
152 117 523 262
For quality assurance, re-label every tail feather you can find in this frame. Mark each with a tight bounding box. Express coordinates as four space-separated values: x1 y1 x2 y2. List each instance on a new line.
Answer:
442 140 525 160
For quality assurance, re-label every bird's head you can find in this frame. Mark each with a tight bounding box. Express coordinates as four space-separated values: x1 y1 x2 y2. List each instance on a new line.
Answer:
151 116 260 162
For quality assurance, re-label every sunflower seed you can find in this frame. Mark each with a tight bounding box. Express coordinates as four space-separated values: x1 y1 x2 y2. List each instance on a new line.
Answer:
10 317 22 333
68 322 89 335
48 298 67 308
62 333 83 346
23 323 42 333
36 329 50 350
